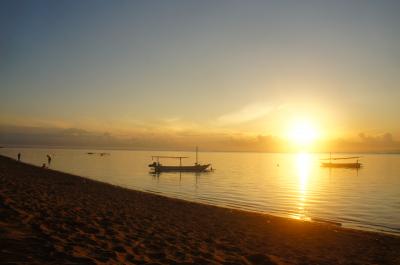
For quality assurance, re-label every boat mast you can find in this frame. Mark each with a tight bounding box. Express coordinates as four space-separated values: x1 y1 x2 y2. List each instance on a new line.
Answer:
196 146 198 164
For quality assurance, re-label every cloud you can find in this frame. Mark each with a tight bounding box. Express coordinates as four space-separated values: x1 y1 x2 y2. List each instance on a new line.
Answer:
358 132 395 144
60 128 91 136
0 124 282 151
1 124 400 153
217 103 273 124
322 132 400 153
0 125 118 148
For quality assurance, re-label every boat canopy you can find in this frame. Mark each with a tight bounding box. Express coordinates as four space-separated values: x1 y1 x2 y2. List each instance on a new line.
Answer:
151 156 189 160
320 156 361 160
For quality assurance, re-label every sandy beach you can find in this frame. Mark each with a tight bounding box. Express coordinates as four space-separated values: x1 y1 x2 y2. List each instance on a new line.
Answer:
0 155 399 265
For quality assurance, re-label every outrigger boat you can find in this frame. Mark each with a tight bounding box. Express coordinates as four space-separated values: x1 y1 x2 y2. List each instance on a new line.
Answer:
149 147 211 173
320 153 362 169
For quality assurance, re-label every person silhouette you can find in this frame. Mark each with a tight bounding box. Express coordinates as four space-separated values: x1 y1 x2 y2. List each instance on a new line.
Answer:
47 154 52 165
17 153 21 161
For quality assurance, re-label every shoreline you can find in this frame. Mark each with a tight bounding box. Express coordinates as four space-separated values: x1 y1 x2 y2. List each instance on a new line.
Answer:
1 151 397 236
1 155 399 264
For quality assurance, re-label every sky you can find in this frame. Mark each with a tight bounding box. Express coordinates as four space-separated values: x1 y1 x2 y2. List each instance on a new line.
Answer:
1 0 400 152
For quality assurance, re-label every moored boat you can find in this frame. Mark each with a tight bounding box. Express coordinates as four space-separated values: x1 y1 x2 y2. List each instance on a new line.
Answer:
320 154 362 169
149 162 210 172
321 162 361 168
149 147 211 173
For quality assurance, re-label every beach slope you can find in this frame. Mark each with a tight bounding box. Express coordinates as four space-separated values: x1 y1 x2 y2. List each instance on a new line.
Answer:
0 155 399 264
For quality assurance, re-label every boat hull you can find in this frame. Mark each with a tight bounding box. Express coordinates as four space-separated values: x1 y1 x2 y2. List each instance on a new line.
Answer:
150 164 211 172
321 162 361 168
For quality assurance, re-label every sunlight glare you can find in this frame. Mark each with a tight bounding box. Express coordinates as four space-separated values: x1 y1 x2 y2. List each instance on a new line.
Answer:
288 119 318 147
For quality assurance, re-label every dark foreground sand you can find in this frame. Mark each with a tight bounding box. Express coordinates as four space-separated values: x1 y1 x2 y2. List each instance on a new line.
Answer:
0 155 399 265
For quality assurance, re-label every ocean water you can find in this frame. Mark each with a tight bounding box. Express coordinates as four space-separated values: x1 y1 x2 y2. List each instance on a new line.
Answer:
1 147 399 235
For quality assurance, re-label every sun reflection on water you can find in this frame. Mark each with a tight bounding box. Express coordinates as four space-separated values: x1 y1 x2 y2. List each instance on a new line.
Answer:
291 152 312 221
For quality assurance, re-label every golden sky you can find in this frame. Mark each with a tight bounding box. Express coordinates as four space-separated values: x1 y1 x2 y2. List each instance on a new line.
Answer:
1 1 400 152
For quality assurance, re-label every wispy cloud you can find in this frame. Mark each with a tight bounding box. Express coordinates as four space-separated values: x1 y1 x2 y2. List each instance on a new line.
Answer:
217 103 274 125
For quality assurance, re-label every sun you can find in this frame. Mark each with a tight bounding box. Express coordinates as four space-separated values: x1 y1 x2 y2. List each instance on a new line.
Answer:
288 119 318 147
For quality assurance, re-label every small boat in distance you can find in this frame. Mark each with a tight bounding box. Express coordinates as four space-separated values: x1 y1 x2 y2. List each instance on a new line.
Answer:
149 147 211 173
86 152 110 156
320 153 362 169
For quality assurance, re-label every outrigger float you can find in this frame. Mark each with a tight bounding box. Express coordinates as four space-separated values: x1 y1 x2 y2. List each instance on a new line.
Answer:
149 147 211 173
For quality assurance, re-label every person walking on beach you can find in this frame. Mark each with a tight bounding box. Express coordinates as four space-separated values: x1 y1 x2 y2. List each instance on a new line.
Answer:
17 153 21 161
47 154 52 165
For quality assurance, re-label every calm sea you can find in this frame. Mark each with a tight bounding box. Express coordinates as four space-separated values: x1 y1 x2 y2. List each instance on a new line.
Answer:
1 147 399 235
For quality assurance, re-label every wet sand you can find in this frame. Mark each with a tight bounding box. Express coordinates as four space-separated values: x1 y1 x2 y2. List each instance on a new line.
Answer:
0 155 399 265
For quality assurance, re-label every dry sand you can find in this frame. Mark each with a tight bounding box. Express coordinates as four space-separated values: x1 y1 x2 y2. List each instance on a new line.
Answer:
0 155 399 265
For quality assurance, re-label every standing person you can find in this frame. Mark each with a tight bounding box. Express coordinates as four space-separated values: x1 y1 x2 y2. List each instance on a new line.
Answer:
17 153 21 161
47 154 52 165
